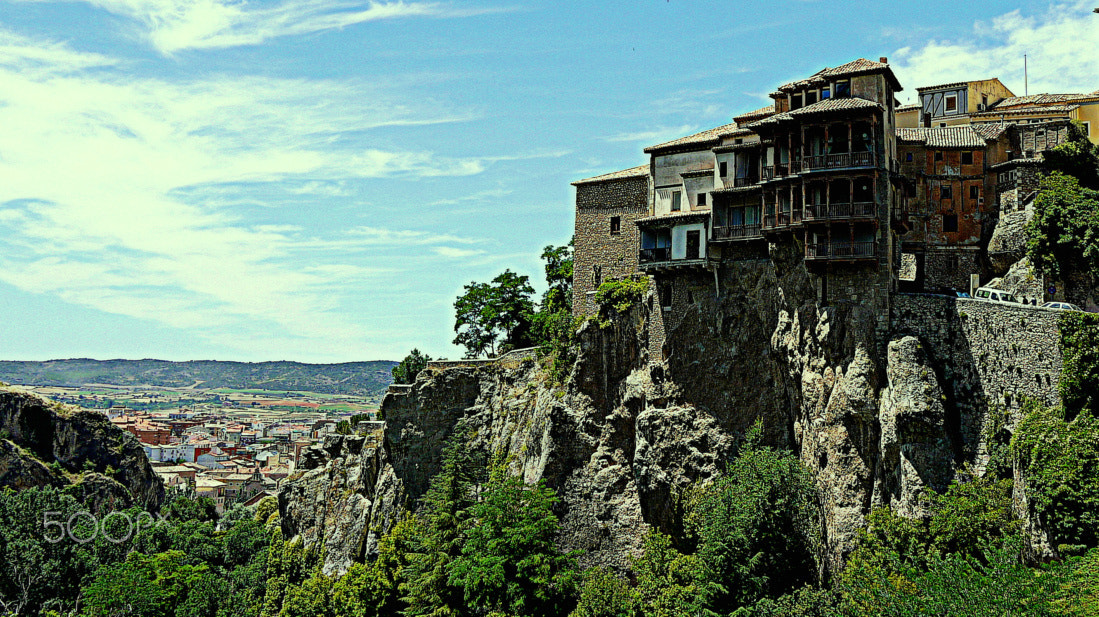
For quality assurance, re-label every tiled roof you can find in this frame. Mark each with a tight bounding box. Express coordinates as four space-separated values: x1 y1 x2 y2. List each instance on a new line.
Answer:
635 211 710 225
776 58 903 93
916 81 971 92
971 123 1010 141
992 93 1096 108
973 104 1080 117
732 105 775 123
896 103 920 111
896 126 989 148
789 97 882 116
572 164 649 186
644 122 739 153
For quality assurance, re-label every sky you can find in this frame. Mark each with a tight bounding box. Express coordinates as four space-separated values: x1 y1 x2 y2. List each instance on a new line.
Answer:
0 0 1096 363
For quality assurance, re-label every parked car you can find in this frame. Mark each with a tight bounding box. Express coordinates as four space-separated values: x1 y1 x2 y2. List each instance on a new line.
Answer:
1041 301 1083 311
973 287 1020 304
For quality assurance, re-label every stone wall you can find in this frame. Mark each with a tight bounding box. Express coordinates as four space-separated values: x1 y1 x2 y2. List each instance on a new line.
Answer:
890 294 1062 462
573 173 650 318
923 247 980 291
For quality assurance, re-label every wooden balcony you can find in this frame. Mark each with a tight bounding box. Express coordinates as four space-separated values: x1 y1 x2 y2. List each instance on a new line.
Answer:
761 162 795 181
803 201 876 222
805 241 877 261
732 176 759 188
712 223 763 241
763 212 802 231
801 151 873 172
639 247 671 263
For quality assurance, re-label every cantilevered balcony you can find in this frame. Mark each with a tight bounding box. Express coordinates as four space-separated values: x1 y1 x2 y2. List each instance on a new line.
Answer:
711 223 763 241
639 247 671 263
732 176 759 188
805 240 876 261
801 151 873 172
802 201 876 222
761 162 795 181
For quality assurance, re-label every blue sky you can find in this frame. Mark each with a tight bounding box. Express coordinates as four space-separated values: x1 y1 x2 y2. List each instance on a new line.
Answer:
0 0 1096 363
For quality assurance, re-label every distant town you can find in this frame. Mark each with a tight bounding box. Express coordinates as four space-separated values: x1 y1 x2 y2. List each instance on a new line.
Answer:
10 382 383 514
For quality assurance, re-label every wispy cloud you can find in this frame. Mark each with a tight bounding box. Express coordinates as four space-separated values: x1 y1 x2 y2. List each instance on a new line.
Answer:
603 124 695 145
432 246 485 258
891 1 1099 100
16 0 504 54
0 30 491 358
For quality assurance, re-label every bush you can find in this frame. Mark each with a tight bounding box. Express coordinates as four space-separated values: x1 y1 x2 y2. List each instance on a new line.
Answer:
594 277 648 327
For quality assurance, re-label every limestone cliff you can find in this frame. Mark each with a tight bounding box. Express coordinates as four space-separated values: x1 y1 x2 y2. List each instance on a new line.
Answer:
279 256 1063 576
0 388 165 511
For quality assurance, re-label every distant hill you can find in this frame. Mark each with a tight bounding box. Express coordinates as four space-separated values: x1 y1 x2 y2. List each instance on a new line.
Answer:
0 358 397 396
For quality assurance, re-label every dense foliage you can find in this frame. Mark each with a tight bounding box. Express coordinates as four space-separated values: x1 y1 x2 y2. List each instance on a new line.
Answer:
1026 172 1099 283
593 276 648 327
391 349 433 385
453 269 537 358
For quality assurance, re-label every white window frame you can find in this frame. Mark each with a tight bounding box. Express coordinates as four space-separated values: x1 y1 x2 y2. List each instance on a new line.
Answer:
944 93 958 114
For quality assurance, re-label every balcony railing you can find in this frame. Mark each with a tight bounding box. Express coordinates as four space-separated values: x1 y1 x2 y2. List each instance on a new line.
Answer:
639 247 671 263
763 214 777 229
761 163 795 181
805 241 877 260
732 176 759 188
803 201 876 222
712 224 763 241
801 151 873 172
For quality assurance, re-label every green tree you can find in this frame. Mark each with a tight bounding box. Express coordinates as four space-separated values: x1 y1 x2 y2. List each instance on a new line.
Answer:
1043 122 1099 189
539 241 574 313
570 567 638 617
684 421 820 611
1026 172 1099 283
400 436 484 616
392 349 433 385
1058 311 1099 419
447 464 579 616
632 531 709 617
453 270 536 358
82 551 209 617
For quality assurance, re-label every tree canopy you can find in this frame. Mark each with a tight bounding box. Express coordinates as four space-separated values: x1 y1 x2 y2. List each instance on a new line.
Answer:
453 269 536 358
392 348 432 385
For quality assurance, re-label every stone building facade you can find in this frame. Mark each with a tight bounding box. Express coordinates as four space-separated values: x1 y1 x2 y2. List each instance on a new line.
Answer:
572 165 650 318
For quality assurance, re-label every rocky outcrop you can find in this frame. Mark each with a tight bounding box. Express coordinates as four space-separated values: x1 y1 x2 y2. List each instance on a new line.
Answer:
0 388 164 511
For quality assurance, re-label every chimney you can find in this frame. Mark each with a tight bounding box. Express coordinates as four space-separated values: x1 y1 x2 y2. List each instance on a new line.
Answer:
880 56 888 64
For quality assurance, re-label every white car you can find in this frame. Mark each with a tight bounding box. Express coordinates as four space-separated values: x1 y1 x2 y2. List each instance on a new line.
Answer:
974 287 1019 304
1041 301 1083 311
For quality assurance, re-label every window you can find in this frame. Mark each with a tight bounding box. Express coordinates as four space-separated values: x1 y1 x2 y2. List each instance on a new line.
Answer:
791 93 803 110
806 91 818 105
969 185 980 200
719 161 728 177
1084 122 1092 137
834 80 850 98
961 151 973 165
905 152 913 162
610 216 621 235
672 191 682 212
941 185 953 200
934 151 943 161
698 193 707 207
943 214 958 232
821 87 831 100
661 284 672 310
945 94 958 113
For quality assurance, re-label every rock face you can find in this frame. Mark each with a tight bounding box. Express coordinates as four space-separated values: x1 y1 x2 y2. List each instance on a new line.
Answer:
280 261 1065 577
0 388 165 511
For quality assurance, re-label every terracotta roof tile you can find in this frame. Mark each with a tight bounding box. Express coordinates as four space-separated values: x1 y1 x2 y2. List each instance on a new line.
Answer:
644 122 739 153
572 164 649 186
897 103 920 112
635 211 710 225
732 105 775 123
777 58 903 93
971 123 1010 141
896 126 988 149
788 97 882 116
973 104 1080 117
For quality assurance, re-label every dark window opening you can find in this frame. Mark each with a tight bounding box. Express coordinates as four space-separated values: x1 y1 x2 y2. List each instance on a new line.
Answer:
661 284 672 309
791 94 803 110
941 185 953 200
969 185 980 199
945 95 958 112
698 193 707 207
610 216 621 235
719 161 728 177
806 90 818 105
961 151 974 165
934 151 943 161
686 290 694 304
834 80 850 98
672 191 682 212
821 87 831 100
905 152 913 162
685 230 701 260
943 214 958 232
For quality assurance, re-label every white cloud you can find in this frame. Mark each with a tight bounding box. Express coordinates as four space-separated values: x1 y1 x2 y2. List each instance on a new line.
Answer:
0 30 494 358
14 0 501 54
432 246 484 258
891 2 1099 99
603 124 695 144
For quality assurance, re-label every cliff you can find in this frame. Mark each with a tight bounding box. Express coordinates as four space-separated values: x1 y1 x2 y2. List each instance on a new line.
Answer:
0 387 165 511
279 254 1067 576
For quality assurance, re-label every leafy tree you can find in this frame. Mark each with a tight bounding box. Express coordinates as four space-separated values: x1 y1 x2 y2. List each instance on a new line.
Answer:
1043 122 1099 189
1026 172 1099 283
392 349 433 385
570 567 638 617
453 270 536 358
540 241 574 313
448 463 579 616
1058 311 1099 419
278 568 335 617
631 531 709 617
684 421 820 611
400 436 484 616
82 550 209 617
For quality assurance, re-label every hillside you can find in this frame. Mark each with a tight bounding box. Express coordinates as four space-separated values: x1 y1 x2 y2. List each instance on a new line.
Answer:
0 358 397 396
